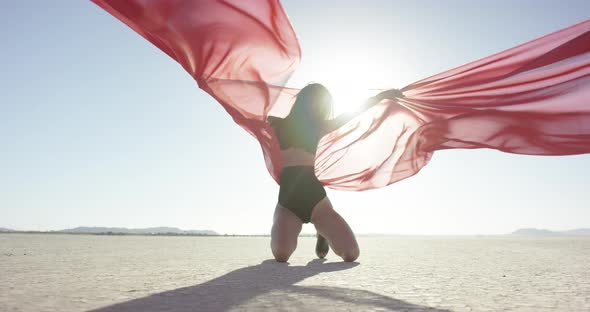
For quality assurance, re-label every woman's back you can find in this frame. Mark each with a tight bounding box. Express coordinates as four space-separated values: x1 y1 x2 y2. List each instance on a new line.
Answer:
268 87 403 169
269 116 322 153
269 116 321 167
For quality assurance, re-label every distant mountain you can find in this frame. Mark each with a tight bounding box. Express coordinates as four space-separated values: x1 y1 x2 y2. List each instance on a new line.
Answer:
512 228 556 236
59 226 218 235
561 228 590 236
0 227 14 232
512 228 590 236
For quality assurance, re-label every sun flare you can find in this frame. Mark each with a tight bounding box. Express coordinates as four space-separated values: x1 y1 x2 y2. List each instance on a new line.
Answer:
326 82 375 115
295 46 404 116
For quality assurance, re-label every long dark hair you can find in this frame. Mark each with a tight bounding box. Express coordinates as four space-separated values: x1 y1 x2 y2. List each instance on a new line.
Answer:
280 83 333 151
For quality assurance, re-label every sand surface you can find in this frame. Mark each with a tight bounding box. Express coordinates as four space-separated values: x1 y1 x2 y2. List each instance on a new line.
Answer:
1 234 589 311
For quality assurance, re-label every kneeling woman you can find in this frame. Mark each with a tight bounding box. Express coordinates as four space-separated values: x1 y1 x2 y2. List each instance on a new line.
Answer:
268 83 402 262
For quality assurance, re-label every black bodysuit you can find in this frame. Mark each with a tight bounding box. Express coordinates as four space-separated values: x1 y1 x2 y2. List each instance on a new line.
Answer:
269 117 327 223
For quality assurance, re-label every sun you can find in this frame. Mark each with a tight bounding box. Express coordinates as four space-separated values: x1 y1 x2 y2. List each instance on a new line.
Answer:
324 81 375 115
311 62 381 116
296 53 399 116
289 40 406 116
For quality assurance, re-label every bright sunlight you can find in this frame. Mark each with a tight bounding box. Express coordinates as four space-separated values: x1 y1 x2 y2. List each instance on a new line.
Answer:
290 41 407 115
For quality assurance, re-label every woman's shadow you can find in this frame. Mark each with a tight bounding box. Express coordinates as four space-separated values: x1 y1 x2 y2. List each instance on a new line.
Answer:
92 259 450 311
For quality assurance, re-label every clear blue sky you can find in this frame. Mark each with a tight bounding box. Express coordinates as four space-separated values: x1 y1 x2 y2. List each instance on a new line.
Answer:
1 1 589 234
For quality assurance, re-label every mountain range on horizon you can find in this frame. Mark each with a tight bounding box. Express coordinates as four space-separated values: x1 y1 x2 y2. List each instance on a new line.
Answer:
511 228 590 236
60 226 218 235
1 227 590 236
0 226 218 235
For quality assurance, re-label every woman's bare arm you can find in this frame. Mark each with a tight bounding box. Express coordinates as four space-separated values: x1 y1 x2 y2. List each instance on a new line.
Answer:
324 89 404 133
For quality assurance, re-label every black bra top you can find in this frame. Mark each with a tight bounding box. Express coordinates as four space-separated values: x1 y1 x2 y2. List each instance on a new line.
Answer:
268 116 321 154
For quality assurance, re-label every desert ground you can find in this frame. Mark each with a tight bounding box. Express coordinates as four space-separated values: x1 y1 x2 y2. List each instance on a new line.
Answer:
1 234 589 311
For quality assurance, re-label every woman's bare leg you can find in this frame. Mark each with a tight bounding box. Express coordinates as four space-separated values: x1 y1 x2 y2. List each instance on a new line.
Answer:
310 197 360 262
271 203 303 262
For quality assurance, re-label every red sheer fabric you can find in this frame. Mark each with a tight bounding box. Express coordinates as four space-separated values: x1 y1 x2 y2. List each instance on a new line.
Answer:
92 0 301 183
92 0 590 191
318 19 590 190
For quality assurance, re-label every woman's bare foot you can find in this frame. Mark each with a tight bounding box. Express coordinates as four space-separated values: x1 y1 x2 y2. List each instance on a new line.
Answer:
315 233 329 259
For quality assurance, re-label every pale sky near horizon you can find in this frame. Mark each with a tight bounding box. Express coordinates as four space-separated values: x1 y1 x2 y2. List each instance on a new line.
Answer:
1 1 589 235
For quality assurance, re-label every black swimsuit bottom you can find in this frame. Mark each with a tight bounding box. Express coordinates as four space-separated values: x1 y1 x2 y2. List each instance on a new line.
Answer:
278 166 327 223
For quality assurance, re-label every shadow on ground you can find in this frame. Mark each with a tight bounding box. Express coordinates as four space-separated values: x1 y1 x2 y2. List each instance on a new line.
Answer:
92 259 450 312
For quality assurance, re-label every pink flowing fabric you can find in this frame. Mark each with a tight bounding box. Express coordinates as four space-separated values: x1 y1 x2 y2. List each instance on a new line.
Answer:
92 0 590 191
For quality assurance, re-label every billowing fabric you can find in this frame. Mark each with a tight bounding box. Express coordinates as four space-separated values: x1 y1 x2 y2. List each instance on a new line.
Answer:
92 0 301 183
92 0 590 191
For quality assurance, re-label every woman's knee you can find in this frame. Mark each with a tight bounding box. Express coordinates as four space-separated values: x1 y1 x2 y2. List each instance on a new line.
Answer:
272 249 292 262
271 240 296 262
341 245 360 262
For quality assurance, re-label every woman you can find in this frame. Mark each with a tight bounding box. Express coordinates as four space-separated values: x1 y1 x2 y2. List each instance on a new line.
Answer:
93 0 590 264
268 84 403 262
